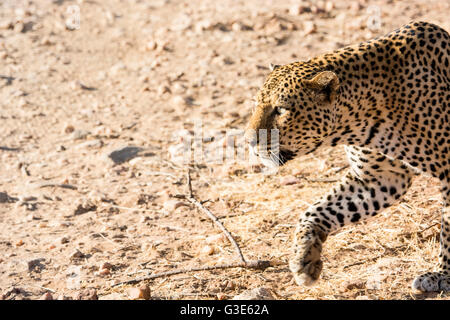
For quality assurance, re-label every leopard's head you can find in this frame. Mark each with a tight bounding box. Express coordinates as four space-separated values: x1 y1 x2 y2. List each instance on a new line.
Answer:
244 62 340 167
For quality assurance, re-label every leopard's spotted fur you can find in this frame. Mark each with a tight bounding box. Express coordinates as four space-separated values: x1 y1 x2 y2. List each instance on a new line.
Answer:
245 21 450 291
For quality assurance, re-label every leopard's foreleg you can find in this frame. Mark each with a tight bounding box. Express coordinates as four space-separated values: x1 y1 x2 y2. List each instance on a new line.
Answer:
290 146 415 285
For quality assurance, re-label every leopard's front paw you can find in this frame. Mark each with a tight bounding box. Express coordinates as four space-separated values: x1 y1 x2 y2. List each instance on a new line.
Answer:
289 258 323 286
412 272 450 292
289 226 326 286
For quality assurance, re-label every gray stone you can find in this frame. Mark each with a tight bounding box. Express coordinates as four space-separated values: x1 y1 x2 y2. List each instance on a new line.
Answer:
108 146 143 164
0 192 8 203
27 258 45 272
0 192 17 203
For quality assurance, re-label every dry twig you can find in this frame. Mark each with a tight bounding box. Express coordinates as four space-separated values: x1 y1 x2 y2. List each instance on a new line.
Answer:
112 169 276 287
112 260 273 287
184 169 247 264
38 183 77 190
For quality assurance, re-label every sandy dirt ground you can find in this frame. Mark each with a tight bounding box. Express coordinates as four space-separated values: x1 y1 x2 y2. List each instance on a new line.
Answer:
0 0 449 300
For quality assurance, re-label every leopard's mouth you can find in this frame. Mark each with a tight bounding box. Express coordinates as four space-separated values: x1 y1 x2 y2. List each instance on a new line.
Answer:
278 148 296 165
252 146 296 167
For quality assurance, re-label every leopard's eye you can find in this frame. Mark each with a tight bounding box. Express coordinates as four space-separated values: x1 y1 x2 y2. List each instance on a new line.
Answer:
274 107 288 116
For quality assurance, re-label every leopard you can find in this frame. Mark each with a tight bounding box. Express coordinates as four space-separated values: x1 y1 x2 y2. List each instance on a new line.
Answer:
244 21 450 292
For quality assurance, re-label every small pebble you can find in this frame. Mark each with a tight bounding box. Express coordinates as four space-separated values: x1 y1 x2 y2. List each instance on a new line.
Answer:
195 19 213 33
20 195 37 202
280 176 302 186
71 130 90 140
205 234 226 244
163 199 186 212
127 285 151 300
101 262 113 270
289 4 309 15
107 146 143 165
70 249 85 260
75 289 98 300
216 293 227 300
145 40 157 51
27 258 45 272
0 192 9 203
40 292 53 300
127 287 141 300
201 245 215 255
325 1 334 11
139 285 151 300
303 21 317 35
231 22 250 32
64 124 75 134
172 95 188 108
344 280 366 291
73 199 97 215
40 37 54 46
98 268 110 276
221 280 236 290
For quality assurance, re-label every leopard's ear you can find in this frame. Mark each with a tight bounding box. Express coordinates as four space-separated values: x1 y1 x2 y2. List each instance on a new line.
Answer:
304 71 339 103
269 63 281 71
